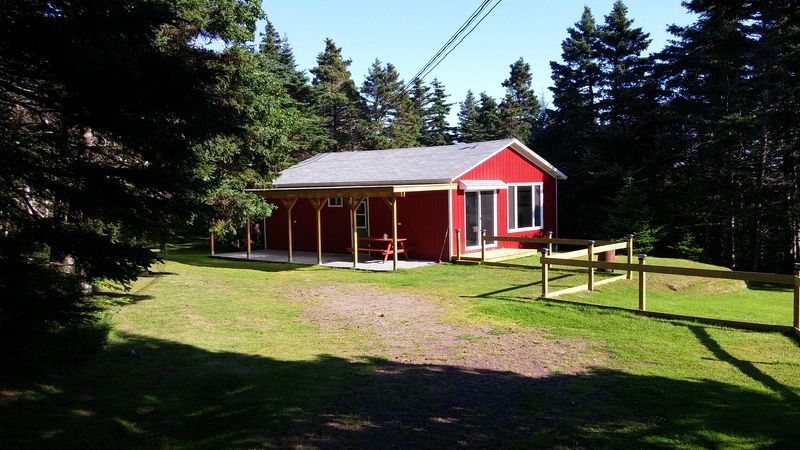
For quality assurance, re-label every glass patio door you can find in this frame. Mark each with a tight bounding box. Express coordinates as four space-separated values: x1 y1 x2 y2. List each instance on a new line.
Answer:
465 191 495 248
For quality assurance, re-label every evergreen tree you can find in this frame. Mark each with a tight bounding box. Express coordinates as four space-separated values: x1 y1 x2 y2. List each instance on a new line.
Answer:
597 0 651 128
659 0 800 271
537 6 603 239
498 58 541 144
410 78 431 122
360 59 420 149
309 38 365 151
476 93 504 141
419 78 455 145
0 0 295 358
255 23 331 160
458 90 480 142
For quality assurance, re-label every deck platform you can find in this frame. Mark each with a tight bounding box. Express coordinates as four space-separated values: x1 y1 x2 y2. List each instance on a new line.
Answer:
458 248 538 263
213 249 436 272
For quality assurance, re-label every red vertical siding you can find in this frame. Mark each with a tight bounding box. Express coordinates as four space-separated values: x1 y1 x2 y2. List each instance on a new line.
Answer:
264 191 449 261
451 146 558 255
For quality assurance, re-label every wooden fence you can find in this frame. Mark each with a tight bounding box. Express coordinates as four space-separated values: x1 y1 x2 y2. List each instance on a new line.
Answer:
464 232 800 335
540 252 800 335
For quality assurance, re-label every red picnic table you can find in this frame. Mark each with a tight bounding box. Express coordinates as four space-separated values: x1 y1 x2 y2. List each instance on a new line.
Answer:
354 236 409 263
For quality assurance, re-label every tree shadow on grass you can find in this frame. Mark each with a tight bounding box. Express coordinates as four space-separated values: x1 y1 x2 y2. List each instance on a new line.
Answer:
746 282 793 293
164 249 308 274
2 333 799 449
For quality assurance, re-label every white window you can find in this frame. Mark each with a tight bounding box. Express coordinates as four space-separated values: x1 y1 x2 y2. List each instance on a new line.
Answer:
465 190 496 248
355 200 369 236
507 183 543 231
327 197 343 207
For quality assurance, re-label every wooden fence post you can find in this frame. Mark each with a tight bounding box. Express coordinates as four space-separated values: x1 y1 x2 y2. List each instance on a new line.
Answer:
639 254 647 311
626 234 635 280
540 247 549 298
587 240 595 290
794 263 800 330
455 229 461 261
547 230 554 255
246 218 251 260
210 232 215 256
481 229 487 264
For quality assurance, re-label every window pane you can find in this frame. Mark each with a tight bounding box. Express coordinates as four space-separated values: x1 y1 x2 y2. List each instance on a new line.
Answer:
356 202 367 229
517 186 533 228
465 192 479 246
508 186 516 230
534 185 543 228
480 191 495 245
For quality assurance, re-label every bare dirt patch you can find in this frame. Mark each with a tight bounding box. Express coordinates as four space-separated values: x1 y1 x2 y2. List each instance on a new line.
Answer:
282 284 600 448
296 284 593 377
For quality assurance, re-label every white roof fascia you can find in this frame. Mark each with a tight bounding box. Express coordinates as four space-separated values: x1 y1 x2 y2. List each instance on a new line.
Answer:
450 138 567 181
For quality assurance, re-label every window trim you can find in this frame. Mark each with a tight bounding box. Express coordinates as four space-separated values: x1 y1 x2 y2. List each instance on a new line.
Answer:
507 182 544 232
464 190 498 250
355 199 369 233
327 197 343 207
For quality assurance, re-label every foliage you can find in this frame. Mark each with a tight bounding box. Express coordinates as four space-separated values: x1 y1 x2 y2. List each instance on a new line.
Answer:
413 78 455 146
602 177 661 254
0 0 299 360
457 90 480 142
532 0 800 273
360 59 421 149
309 38 366 152
498 58 541 144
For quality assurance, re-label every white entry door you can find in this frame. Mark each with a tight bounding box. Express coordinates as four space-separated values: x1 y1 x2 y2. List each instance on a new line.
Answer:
465 190 496 248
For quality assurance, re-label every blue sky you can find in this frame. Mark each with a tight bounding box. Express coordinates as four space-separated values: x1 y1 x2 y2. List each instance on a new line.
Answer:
260 0 695 122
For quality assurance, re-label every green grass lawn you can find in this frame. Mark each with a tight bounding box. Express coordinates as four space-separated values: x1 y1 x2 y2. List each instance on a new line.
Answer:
1 245 799 448
505 252 796 326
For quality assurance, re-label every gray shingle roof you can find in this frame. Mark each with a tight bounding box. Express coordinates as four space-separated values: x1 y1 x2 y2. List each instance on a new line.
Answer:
272 138 565 188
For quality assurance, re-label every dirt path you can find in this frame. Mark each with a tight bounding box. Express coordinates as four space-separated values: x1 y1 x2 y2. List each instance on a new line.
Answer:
286 285 598 448
297 284 591 377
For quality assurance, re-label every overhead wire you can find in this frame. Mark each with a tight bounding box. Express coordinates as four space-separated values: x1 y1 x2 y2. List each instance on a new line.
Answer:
400 0 493 93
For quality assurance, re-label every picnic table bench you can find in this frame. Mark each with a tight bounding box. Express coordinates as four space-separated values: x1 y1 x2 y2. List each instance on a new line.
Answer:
347 237 409 263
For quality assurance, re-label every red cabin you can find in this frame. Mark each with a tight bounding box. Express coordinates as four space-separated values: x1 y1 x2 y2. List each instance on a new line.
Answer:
253 138 566 266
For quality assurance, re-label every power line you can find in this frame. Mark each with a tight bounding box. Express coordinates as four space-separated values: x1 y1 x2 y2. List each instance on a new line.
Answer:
416 0 504 83
401 0 493 93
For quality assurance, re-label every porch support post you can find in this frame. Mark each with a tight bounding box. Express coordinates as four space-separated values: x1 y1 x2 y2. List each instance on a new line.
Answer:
391 195 398 272
309 198 326 265
587 240 595 291
347 197 363 268
282 198 297 263
246 218 251 260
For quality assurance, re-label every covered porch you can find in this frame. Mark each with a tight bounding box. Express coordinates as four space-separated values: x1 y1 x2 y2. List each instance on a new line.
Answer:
212 183 454 272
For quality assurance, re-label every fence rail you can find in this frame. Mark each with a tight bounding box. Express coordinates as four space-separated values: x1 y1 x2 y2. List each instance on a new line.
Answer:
540 254 800 333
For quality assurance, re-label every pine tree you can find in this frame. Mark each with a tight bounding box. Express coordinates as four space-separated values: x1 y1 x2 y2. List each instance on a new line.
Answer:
458 90 480 142
255 24 331 160
421 78 455 145
360 59 420 149
476 93 503 141
537 6 604 239
659 0 800 271
498 58 541 144
0 0 296 355
309 38 365 151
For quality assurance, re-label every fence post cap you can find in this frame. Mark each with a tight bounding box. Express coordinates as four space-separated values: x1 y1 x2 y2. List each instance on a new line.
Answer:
638 253 647 260
539 247 549 255
587 240 595 245
794 262 800 271
629 233 635 239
